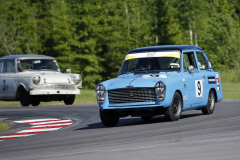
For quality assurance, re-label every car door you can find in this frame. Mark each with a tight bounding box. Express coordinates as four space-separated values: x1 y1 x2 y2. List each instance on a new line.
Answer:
1 60 18 99
182 51 204 108
195 51 213 99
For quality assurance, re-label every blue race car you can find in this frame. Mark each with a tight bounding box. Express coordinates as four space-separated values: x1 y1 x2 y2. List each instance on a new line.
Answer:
96 45 223 127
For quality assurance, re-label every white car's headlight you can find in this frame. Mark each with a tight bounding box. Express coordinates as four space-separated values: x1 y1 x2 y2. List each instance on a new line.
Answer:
155 82 166 101
32 75 41 85
95 85 106 104
73 75 81 85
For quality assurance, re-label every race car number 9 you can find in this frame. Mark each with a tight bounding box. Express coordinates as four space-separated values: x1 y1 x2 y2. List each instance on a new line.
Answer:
195 80 203 97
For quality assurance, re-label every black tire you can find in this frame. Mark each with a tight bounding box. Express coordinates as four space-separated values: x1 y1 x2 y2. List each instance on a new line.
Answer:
141 115 152 121
165 92 182 121
64 95 75 105
31 100 40 106
202 90 215 115
100 109 119 127
20 89 31 107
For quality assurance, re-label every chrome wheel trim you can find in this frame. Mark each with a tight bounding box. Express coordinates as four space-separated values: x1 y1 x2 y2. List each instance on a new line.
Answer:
209 91 215 110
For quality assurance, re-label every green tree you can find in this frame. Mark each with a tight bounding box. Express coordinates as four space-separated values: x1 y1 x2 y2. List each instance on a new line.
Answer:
0 0 32 55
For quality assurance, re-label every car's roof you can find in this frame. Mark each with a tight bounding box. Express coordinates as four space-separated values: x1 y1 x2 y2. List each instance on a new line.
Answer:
0 54 55 60
128 45 202 54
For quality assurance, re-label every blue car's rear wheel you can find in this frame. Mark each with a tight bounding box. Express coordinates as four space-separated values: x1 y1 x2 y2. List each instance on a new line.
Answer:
202 90 215 115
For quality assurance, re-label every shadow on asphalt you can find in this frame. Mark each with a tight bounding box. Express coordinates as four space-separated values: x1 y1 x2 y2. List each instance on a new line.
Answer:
75 112 202 131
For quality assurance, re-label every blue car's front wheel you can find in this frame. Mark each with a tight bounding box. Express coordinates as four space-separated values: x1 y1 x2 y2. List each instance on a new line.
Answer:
164 92 183 121
100 109 119 127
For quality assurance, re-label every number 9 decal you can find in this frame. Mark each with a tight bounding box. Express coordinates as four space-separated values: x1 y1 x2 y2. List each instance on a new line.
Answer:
195 80 203 97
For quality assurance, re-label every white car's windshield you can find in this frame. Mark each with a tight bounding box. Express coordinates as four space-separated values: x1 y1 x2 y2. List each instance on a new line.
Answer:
17 59 60 72
120 51 180 75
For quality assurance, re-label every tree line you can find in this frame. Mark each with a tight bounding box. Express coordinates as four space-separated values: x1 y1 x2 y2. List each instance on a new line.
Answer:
0 0 239 88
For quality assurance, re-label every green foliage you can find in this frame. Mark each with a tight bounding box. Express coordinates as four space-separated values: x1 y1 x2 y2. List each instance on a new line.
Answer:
0 0 239 88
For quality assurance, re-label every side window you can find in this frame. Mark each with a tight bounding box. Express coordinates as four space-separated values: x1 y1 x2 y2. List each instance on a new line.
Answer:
196 52 209 70
183 52 197 71
3 60 16 73
0 61 3 73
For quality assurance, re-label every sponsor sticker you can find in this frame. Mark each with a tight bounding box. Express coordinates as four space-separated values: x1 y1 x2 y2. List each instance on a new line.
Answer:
183 95 188 100
208 76 216 84
125 51 180 60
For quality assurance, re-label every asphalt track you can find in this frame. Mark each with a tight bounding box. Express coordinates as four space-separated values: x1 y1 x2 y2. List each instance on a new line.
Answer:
0 102 240 160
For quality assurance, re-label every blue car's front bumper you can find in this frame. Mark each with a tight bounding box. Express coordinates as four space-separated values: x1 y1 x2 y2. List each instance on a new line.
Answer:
98 100 163 110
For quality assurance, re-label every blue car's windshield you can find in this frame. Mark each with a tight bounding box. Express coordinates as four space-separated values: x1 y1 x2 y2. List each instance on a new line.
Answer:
119 52 180 75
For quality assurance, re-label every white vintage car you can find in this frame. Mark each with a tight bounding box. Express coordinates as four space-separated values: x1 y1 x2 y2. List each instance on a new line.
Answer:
0 55 82 106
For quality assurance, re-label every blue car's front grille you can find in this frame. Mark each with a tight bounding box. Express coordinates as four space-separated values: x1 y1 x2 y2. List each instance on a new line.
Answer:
108 88 156 104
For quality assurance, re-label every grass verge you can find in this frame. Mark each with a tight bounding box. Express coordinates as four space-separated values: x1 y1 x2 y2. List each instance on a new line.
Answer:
220 70 240 100
0 89 97 107
0 121 11 133
222 81 240 100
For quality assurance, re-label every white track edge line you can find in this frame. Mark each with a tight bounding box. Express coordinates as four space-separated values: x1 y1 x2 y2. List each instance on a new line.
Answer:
18 128 60 133
14 118 59 123
0 134 35 138
31 123 73 127
27 120 73 125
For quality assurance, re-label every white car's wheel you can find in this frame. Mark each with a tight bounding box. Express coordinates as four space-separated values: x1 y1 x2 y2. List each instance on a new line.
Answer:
20 90 31 107
64 95 75 105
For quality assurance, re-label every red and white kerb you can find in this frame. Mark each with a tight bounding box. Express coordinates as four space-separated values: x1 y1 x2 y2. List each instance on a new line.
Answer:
0 118 73 141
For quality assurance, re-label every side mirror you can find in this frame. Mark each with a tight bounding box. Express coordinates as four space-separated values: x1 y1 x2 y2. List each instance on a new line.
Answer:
208 62 213 69
188 65 194 73
66 69 72 73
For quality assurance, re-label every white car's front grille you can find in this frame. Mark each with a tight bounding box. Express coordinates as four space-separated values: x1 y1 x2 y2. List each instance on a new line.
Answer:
37 84 75 90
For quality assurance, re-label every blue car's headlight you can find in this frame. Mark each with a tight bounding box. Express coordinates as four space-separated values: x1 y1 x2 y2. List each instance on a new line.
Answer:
95 85 106 104
155 82 166 101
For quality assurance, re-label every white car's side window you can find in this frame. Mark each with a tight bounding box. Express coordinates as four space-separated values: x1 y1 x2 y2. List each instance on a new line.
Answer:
3 60 15 73
0 61 3 73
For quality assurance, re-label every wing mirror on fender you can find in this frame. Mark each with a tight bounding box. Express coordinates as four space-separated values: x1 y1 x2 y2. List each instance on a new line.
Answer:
66 69 72 73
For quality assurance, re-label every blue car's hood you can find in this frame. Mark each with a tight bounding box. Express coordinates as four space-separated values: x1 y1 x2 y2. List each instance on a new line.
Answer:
101 73 179 90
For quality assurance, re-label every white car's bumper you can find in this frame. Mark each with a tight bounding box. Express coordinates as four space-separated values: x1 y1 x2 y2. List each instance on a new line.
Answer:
30 84 80 95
